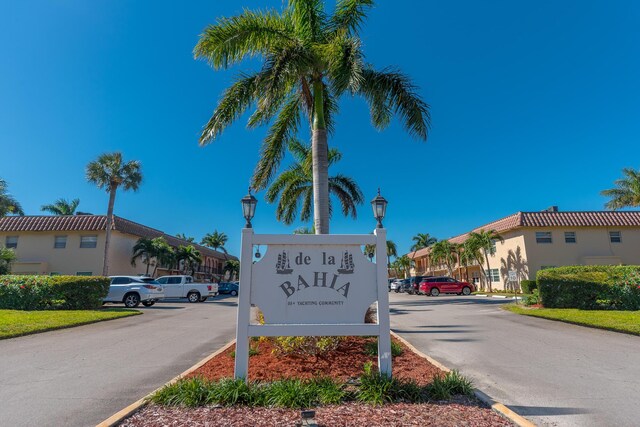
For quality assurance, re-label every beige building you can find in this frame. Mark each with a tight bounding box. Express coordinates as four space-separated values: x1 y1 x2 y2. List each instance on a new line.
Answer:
408 209 640 291
0 215 237 281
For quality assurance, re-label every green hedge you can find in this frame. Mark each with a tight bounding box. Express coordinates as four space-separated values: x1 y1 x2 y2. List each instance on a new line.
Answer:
521 280 537 294
0 275 110 310
537 266 640 310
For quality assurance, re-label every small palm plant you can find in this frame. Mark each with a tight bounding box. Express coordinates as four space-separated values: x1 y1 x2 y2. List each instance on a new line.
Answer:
86 152 142 276
131 237 156 275
265 140 363 225
467 229 503 292
41 198 80 215
601 168 640 209
430 240 457 276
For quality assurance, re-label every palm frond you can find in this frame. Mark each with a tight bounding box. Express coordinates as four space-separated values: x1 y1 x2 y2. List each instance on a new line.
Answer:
331 0 375 35
289 0 326 43
360 67 431 140
194 9 294 69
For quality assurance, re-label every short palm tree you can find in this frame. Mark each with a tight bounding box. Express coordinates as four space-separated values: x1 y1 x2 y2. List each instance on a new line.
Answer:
176 233 195 243
194 0 430 234
176 245 202 276
41 198 80 215
364 243 376 261
131 237 156 275
0 178 24 216
265 140 363 225
224 259 240 280
86 152 142 276
201 230 228 255
395 255 413 279
152 237 175 277
0 246 17 274
601 168 640 210
429 240 457 276
467 229 503 292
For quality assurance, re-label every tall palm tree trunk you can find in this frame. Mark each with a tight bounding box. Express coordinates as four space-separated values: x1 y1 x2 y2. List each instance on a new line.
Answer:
103 187 117 276
312 80 329 235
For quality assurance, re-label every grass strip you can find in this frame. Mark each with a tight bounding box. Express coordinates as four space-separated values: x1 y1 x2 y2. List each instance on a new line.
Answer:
504 305 640 336
0 308 140 339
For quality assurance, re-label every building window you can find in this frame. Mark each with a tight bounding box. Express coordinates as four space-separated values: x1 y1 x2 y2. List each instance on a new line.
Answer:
80 235 98 248
76 272 93 276
564 232 576 244
54 235 67 249
609 231 622 243
5 236 18 249
489 240 497 254
535 232 552 244
485 269 500 282
471 271 480 284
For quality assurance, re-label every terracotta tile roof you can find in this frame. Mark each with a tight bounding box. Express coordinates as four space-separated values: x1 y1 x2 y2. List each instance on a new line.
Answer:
407 210 640 258
0 215 236 260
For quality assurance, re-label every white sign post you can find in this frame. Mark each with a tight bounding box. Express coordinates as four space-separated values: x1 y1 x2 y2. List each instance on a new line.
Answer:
508 270 518 303
234 228 391 379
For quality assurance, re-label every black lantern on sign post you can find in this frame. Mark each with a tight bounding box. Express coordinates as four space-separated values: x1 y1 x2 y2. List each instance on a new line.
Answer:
241 188 258 228
370 188 388 228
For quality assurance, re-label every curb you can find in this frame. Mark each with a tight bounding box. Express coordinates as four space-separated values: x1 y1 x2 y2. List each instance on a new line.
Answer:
391 331 536 427
96 339 236 427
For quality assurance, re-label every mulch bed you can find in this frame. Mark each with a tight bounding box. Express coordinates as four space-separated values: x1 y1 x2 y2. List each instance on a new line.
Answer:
186 336 440 385
119 336 513 426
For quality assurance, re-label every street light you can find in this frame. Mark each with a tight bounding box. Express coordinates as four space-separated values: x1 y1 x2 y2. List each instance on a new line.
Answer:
241 187 258 228
370 188 388 228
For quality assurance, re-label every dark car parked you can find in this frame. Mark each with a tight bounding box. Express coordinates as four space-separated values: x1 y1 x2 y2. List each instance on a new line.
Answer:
218 281 239 296
407 276 433 295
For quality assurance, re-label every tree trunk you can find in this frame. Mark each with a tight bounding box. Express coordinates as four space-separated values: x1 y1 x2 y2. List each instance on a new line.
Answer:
484 249 493 292
145 259 150 275
311 80 329 234
103 187 117 276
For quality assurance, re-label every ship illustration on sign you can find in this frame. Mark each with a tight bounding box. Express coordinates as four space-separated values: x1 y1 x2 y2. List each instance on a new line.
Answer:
275 251 293 274
337 251 355 274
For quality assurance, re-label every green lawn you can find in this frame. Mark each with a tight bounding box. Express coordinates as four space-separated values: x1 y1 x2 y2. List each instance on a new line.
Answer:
0 309 141 339
504 305 640 336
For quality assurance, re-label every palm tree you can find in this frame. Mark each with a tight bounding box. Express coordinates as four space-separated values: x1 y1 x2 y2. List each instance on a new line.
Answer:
0 178 24 216
386 240 397 268
601 168 640 210
409 233 437 269
265 140 363 225
293 226 315 234
429 240 457 276
200 230 228 254
0 246 17 274
194 0 430 234
224 259 240 280
458 241 476 282
131 237 156 275
86 152 142 276
364 243 376 261
152 237 175 277
176 233 196 243
395 255 413 279
176 245 202 276
41 198 80 215
467 229 504 292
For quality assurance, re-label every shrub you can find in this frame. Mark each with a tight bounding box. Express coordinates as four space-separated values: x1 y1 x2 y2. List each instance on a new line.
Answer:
271 336 343 357
537 266 640 310
427 370 474 400
356 362 425 405
522 289 540 306
0 275 110 310
364 340 404 357
521 280 537 294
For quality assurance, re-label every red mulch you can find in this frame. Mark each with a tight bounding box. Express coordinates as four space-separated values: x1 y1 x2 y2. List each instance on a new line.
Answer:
119 337 514 426
186 336 441 386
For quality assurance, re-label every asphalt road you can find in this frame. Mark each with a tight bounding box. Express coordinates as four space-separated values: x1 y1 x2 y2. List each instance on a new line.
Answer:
388 292 640 427
0 296 238 427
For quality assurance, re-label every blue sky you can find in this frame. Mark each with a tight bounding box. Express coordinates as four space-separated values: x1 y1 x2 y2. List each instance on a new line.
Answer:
1 0 639 257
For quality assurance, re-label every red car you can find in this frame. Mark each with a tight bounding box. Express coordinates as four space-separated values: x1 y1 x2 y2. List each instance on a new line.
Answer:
419 277 474 296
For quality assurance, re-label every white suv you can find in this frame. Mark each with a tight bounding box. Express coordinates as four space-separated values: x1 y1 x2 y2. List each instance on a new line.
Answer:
104 276 165 308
